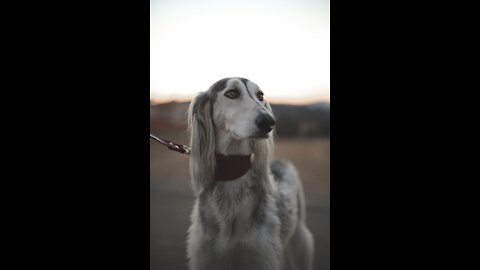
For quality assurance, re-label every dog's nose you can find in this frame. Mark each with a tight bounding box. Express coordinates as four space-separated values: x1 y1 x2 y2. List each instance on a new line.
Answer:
255 114 276 133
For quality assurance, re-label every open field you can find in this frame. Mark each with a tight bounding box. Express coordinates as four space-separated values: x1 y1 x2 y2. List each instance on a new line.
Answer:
150 130 330 270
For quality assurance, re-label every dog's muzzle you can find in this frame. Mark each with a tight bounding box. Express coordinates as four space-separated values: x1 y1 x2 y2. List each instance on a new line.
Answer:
255 113 276 133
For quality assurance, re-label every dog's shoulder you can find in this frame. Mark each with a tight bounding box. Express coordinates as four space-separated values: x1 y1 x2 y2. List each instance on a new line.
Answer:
270 159 299 185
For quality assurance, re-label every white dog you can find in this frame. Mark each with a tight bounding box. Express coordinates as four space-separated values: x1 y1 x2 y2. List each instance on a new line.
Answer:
186 77 314 270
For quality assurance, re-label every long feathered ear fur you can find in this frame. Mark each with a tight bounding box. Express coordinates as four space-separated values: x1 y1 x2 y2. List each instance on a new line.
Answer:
187 92 216 193
251 101 275 180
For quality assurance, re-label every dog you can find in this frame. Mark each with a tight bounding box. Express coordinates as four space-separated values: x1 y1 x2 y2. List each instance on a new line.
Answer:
186 77 314 270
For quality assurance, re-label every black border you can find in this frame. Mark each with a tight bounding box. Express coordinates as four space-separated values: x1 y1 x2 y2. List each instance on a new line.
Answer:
11 0 469 269
330 1 415 268
13 1 151 268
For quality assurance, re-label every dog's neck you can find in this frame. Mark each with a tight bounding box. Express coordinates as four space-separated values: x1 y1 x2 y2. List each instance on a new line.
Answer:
214 130 253 181
214 153 251 181
215 130 253 156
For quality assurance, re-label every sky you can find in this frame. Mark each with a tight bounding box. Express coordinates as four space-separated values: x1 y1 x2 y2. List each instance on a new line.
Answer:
150 0 329 104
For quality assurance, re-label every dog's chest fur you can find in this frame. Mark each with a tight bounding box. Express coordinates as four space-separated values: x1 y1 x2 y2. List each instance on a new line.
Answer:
188 172 289 270
203 172 280 243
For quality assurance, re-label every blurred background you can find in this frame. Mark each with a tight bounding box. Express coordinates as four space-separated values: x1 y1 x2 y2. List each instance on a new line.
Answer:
151 0 329 269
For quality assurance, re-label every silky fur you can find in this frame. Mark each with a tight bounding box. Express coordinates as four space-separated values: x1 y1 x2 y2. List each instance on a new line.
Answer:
186 77 314 270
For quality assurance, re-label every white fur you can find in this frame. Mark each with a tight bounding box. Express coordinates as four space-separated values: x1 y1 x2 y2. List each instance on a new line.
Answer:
186 78 314 270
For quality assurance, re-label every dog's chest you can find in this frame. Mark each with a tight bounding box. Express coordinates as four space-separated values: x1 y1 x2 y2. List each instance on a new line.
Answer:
208 184 259 234
203 179 280 248
209 202 281 260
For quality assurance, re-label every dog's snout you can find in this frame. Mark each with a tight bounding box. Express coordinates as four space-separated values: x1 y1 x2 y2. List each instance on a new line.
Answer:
255 114 275 133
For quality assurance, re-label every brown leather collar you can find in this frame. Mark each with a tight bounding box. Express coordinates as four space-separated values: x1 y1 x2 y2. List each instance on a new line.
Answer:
214 153 252 181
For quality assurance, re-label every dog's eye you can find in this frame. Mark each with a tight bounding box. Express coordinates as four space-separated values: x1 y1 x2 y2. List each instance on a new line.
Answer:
224 90 239 99
256 91 264 101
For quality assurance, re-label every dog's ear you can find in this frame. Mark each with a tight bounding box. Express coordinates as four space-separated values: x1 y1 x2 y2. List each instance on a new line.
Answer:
187 92 216 193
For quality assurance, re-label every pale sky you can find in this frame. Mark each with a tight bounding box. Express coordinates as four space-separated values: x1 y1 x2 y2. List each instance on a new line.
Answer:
151 0 329 103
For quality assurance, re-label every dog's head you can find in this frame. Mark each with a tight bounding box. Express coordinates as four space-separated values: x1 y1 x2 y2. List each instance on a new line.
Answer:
187 78 275 191
189 77 275 140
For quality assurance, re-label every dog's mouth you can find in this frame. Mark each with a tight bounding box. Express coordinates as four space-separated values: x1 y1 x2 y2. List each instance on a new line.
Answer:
250 131 271 139
230 129 271 140
230 132 244 140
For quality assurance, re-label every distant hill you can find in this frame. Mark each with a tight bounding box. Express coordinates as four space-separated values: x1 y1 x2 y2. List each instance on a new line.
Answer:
150 100 330 138
150 101 189 130
307 102 330 111
270 103 330 138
